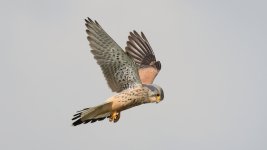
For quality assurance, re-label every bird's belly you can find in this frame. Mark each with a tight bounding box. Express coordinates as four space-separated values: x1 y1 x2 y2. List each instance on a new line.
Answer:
107 87 148 112
112 98 144 112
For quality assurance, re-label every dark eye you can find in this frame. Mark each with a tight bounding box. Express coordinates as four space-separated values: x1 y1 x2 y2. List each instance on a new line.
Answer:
156 93 160 97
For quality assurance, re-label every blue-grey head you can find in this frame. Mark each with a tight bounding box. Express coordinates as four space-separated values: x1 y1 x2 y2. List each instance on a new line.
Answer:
143 84 164 103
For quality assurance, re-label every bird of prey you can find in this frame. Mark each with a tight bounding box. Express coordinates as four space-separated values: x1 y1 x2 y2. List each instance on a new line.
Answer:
72 18 164 126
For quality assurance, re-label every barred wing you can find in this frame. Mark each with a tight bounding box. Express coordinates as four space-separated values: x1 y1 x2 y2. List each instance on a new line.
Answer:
85 18 141 92
125 31 161 84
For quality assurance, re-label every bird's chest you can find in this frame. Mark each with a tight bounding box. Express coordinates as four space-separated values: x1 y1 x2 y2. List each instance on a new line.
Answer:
113 88 148 111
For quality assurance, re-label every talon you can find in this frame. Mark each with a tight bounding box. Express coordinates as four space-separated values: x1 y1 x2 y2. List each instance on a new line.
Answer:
109 112 120 123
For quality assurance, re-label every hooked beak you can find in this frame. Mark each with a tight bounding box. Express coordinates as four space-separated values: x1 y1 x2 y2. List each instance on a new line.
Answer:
156 96 161 103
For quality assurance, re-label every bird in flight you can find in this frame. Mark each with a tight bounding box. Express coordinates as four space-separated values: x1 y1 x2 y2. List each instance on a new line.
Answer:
72 18 164 126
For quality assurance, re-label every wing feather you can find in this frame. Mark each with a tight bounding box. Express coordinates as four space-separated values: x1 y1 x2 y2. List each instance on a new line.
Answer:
85 18 141 92
126 31 161 84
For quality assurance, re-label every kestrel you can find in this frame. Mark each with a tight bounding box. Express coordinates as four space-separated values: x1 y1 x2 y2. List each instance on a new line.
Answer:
72 18 164 126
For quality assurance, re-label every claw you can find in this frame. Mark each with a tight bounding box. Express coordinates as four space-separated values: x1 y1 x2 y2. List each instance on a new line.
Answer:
109 111 120 123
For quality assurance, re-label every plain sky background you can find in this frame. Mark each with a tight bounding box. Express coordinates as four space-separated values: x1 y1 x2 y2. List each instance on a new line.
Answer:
1 0 266 149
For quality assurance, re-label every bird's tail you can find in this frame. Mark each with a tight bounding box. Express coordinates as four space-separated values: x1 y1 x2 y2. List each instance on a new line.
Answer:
72 102 113 126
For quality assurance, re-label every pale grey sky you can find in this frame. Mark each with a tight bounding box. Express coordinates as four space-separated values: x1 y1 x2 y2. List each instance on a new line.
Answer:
1 0 266 150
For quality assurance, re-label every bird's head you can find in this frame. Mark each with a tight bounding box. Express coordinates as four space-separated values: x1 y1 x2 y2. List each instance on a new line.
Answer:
143 84 164 103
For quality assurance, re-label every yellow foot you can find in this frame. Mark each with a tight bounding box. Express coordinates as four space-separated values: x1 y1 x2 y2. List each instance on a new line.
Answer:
109 111 120 123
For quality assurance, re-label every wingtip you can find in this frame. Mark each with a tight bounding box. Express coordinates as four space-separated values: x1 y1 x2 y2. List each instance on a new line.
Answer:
84 17 102 29
86 17 93 22
133 30 138 35
140 32 148 41
155 61 161 71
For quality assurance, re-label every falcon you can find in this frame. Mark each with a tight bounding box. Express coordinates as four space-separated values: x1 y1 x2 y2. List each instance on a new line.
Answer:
72 18 164 126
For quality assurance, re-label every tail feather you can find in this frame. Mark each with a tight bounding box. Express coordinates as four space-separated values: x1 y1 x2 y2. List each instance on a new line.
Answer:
72 115 80 120
72 118 84 126
72 102 112 126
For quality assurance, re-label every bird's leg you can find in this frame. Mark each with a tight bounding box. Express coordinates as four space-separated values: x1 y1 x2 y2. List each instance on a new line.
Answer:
109 111 120 123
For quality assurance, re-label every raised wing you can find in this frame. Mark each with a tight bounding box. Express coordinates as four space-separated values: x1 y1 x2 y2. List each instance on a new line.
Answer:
125 31 161 84
85 18 141 92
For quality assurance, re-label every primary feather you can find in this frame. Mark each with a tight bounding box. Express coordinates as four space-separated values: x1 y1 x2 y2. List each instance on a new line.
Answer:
85 18 141 92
